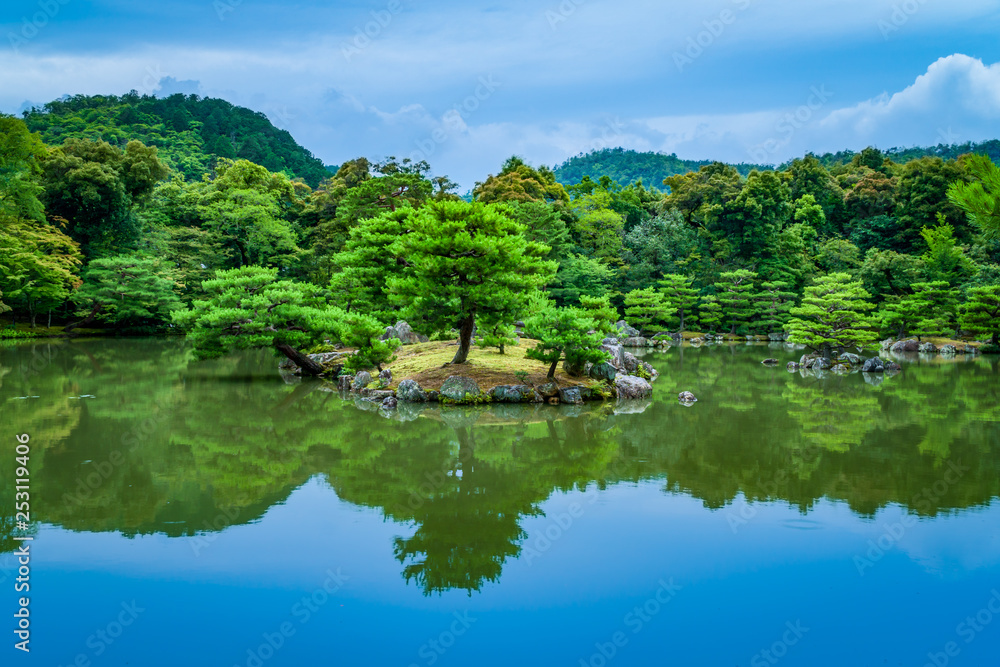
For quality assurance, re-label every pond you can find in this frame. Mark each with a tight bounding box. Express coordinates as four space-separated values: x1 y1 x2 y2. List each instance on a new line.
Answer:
2 338 999 666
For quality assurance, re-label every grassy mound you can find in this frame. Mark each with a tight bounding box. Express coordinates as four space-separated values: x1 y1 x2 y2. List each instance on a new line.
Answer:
388 340 603 392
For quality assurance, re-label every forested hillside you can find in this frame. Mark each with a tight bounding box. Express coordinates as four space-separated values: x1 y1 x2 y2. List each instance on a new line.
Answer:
21 93 332 186
3 104 1000 353
793 139 1000 171
553 147 768 189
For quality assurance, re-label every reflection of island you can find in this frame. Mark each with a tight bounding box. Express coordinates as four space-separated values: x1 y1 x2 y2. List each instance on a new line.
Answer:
3 339 999 592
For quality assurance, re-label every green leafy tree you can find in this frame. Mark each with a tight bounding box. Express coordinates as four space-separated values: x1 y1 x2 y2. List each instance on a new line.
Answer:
948 154 1000 240
40 138 168 256
0 116 48 223
715 269 757 334
785 273 877 355
658 274 700 332
524 307 609 378
0 217 82 326
390 201 557 364
960 285 1000 347
476 319 518 355
623 287 674 336
74 255 182 330
919 221 975 286
173 266 341 375
473 156 569 207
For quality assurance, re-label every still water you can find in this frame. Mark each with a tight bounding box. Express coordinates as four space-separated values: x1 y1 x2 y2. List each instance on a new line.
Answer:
2 338 999 666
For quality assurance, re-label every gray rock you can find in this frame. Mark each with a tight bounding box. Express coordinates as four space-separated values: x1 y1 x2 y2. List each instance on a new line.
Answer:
351 371 372 392
862 357 884 373
601 337 620 346
615 375 653 400
768 333 787 341
601 344 626 371
838 352 862 366
338 375 354 392
614 320 640 338
363 389 395 401
678 391 697 403
440 376 482 403
379 368 393 383
890 339 920 353
426 390 441 402
589 362 617 382
380 396 398 410
490 385 543 403
830 362 852 374
536 382 560 399
880 338 895 351
396 379 428 403
813 357 833 371
884 361 902 372
558 386 584 405
786 362 800 371
939 344 957 356
381 320 428 345
919 342 938 354
963 345 979 355
623 352 640 375
622 337 648 348
761 358 779 366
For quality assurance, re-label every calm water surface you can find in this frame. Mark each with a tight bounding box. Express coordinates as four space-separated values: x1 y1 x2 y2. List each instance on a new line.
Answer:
2 339 999 666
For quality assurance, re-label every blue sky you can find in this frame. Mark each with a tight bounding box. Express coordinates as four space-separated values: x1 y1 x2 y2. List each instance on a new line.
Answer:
3 0 1000 188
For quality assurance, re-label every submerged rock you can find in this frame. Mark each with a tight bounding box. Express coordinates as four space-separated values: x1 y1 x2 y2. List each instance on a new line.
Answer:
678 391 697 404
380 396 398 410
762 358 779 366
786 362 800 371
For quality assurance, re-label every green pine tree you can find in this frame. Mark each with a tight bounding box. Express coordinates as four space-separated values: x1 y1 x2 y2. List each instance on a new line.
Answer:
753 280 797 334
715 269 757 334
658 274 700 332
390 201 557 364
623 287 675 336
524 307 610 378
960 285 1000 347
785 272 877 355
698 294 722 333
74 255 181 330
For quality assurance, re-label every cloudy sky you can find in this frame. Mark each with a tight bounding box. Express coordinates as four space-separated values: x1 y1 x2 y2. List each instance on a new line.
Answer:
3 0 1000 188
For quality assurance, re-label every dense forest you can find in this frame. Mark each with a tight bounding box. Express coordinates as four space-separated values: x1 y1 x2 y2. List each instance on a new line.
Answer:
553 147 767 189
3 94 1000 362
21 93 332 186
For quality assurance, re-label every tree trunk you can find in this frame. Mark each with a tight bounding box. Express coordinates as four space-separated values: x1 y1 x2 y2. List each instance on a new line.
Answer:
48 311 52 328
679 309 685 334
274 342 325 376
65 303 103 333
547 357 559 379
992 330 998 346
451 315 475 364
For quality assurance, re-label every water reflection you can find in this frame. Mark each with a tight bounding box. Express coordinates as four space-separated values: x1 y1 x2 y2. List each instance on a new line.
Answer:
2 338 998 594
